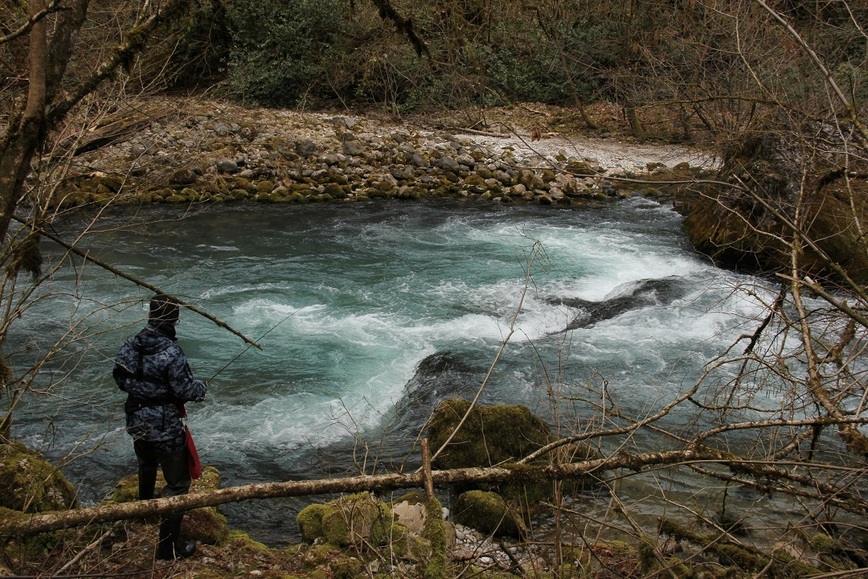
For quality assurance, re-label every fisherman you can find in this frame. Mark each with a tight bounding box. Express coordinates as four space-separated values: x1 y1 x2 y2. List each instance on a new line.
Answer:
113 294 208 560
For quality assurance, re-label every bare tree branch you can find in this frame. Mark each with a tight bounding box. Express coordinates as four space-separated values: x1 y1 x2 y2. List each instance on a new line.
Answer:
10 214 261 349
0 0 64 45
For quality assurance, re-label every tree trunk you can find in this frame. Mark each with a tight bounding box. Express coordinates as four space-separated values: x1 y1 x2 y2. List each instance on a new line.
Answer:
0 0 48 244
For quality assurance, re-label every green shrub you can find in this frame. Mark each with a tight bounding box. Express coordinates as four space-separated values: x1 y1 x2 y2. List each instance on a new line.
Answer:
225 0 350 107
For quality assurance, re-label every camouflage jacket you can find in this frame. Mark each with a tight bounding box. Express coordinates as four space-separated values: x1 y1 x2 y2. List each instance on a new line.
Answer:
113 323 207 453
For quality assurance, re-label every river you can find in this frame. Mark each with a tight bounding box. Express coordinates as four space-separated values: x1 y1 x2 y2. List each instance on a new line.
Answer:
10 198 778 545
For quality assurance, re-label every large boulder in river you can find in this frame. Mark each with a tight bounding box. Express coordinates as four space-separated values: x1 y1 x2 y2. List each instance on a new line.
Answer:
428 399 552 471
676 130 868 285
427 399 598 517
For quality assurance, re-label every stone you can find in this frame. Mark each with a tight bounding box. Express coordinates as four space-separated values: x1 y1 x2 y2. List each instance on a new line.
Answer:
171 168 198 185
391 166 415 181
342 139 365 157
456 154 476 168
408 153 428 168
436 156 460 171
391 500 427 535
453 490 525 538
0 440 77 512
295 139 319 157
216 159 239 174
322 152 342 166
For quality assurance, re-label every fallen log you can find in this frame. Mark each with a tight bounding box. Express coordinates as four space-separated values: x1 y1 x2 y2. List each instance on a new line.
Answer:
0 449 698 537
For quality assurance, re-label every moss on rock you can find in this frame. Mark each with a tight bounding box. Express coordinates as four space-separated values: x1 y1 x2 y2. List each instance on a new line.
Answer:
453 490 525 538
0 440 77 513
427 399 551 471
298 492 407 548
297 503 329 543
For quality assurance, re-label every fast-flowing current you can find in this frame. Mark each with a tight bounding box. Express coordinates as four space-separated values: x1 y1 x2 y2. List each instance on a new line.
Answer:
10 198 775 544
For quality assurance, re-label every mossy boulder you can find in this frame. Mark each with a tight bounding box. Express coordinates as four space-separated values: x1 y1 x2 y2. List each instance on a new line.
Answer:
453 490 525 538
297 492 407 548
428 399 599 518
0 440 77 512
428 399 551 471
297 492 440 563
678 132 868 285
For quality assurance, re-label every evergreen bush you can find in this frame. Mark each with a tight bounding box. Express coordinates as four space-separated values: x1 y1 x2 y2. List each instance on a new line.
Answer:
225 0 350 107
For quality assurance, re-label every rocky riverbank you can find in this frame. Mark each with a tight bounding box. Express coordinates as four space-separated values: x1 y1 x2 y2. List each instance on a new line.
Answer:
55 98 717 210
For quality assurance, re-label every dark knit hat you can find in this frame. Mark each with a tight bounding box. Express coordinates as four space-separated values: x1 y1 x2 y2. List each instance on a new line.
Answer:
149 294 180 324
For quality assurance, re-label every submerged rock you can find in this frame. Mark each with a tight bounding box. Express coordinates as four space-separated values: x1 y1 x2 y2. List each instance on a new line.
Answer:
552 276 691 330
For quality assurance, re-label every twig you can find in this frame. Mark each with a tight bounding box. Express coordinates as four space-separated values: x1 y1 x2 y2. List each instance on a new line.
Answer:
55 523 117 574
13 214 260 348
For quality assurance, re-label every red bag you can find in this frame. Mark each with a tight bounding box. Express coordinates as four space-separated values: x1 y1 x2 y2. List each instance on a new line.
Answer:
177 403 202 480
185 425 202 480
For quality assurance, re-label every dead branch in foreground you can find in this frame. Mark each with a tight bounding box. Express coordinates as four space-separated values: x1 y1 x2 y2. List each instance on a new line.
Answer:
2 448 695 536
3 446 866 537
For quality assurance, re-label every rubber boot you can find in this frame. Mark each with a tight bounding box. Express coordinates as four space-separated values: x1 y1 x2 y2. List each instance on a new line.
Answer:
156 514 196 560
138 468 157 501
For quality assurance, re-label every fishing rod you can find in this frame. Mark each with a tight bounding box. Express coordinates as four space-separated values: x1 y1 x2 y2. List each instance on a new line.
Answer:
208 311 296 382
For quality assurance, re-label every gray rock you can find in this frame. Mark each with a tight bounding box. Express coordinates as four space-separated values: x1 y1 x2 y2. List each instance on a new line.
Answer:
216 160 239 174
391 166 415 181
295 139 319 157
322 152 342 166
457 154 476 168
494 170 512 185
408 153 428 168
436 156 460 171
